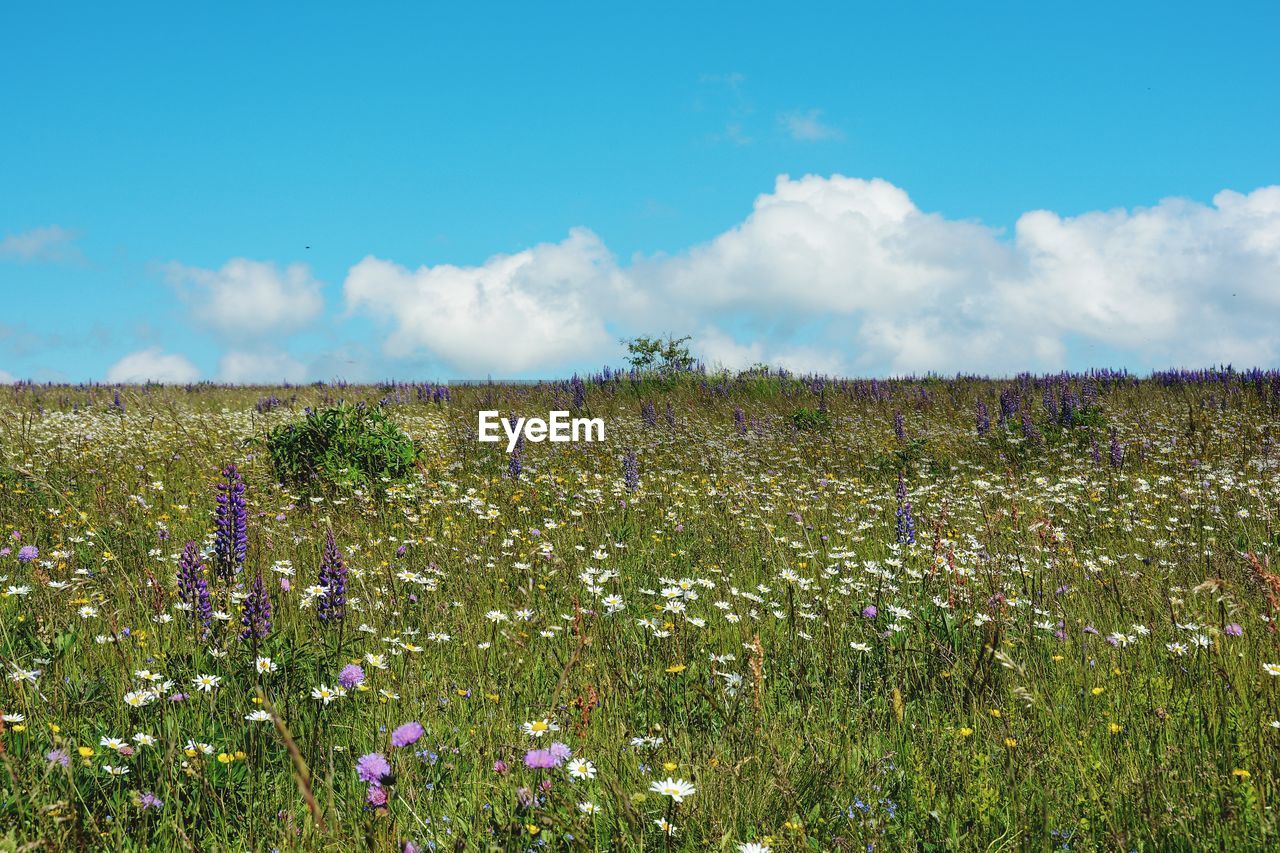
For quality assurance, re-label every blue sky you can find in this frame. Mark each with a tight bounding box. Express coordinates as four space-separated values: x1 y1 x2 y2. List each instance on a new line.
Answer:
3 1 1279 382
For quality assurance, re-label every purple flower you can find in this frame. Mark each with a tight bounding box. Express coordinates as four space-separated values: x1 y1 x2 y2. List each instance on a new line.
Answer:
547 741 572 763
623 449 640 493
391 721 424 748
895 473 915 545
508 434 524 481
317 529 347 623
1225 623 1243 637
213 463 248 581
367 785 388 806
861 605 878 619
45 748 70 767
138 792 163 810
493 760 509 775
17 545 38 563
339 664 365 689
523 749 558 770
356 752 391 785
176 541 212 632
239 569 272 642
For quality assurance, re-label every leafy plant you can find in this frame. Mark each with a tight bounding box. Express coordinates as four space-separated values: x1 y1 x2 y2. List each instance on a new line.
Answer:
622 334 696 373
265 403 419 489
790 406 831 431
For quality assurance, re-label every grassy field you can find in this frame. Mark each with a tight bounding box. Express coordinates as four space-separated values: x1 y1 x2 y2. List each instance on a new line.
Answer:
1 371 1279 850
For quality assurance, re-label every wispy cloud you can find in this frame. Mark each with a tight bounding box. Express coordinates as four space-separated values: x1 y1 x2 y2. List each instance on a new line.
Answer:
697 72 755 146
779 109 843 141
0 225 83 264
162 258 325 340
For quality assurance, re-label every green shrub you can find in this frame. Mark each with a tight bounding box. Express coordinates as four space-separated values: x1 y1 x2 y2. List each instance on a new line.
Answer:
790 406 832 431
266 403 419 489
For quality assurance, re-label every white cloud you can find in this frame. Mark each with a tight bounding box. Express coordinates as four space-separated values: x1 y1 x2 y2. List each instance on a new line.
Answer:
0 368 14 383
779 109 843 141
0 225 81 263
344 175 1280 376
218 349 308 384
165 258 324 338
345 228 631 375
106 348 200 383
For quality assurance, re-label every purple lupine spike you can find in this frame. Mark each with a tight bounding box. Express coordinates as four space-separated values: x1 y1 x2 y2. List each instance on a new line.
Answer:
641 401 657 428
975 400 990 437
508 434 524 481
894 473 915 545
240 569 271 642
1109 428 1123 468
664 402 676 427
1020 409 1043 448
213 464 248 582
1059 392 1077 427
317 529 347 623
622 449 639 493
1041 387 1059 424
571 375 586 410
733 406 747 434
893 410 905 441
176 541 211 631
998 389 1019 425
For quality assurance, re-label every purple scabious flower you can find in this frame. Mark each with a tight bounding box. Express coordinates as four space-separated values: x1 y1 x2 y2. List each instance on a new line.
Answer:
391 721 424 748
547 741 572 763
138 792 163 810
367 785 388 806
239 569 272 642
861 605 878 619
45 748 70 768
17 545 38 564
356 752 391 785
176 541 212 631
493 759 509 775
1225 623 1243 637
317 529 347 623
523 749 558 770
213 463 248 581
339 664 365 689
622 449 639 493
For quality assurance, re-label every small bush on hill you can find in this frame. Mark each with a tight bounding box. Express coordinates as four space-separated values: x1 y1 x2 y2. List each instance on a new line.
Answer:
266 403 419 488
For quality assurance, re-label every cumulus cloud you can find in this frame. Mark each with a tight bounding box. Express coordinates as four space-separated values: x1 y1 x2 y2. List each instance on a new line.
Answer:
0 368 14 383
779 109 843 141
345 228 632 375
344 175 1280 376
217 349 308 384
164 258 325 339
0 225 82 264
106 348 200 383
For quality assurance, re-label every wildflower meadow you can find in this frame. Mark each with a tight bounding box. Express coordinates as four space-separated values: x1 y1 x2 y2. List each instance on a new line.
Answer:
2 369 1280 850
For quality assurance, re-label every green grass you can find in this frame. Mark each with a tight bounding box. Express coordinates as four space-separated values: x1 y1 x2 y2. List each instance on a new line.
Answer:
0 376 1278 850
